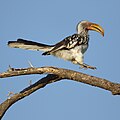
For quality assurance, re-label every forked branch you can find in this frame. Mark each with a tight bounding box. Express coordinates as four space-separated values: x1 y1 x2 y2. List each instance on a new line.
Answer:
0 66 120 119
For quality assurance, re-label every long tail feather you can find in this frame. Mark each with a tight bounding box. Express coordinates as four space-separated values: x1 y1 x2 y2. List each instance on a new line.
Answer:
8 39 54 52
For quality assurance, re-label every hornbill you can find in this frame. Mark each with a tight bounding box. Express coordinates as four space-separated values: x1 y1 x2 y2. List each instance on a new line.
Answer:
8 20 104 69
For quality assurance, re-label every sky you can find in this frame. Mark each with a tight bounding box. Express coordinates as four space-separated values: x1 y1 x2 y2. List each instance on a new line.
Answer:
0 0 120 120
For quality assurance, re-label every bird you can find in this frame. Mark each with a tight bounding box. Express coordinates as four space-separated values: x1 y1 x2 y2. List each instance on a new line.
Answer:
8 20 104 70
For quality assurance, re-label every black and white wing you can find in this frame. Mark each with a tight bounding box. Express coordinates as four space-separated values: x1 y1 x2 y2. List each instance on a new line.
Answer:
42 34 84 55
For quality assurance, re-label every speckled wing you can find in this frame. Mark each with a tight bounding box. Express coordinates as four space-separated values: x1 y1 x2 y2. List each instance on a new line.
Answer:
42 34 83 55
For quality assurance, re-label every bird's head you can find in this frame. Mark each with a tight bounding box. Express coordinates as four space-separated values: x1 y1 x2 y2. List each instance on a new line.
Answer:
76 20 104 36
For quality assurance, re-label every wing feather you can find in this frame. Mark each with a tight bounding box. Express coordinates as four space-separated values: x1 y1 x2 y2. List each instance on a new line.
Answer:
42 34 82 55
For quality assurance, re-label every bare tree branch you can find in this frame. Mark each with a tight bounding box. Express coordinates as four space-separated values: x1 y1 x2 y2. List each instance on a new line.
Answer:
0 74 61 119
0 66 120 119
0 66 120 95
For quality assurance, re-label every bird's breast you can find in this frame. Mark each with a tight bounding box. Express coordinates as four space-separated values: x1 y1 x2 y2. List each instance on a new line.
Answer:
52 44 88 61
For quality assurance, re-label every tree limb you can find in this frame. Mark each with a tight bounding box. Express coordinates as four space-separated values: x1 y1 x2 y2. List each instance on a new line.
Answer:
0 66 120 119
0 66 120 95
0 74 61 119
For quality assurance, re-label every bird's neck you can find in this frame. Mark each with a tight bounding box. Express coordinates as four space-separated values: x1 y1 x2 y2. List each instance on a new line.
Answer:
77 28 88 35
77 30 89 37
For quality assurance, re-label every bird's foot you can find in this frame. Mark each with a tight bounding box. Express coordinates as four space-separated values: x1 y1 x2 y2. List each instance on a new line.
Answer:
80 63 96 70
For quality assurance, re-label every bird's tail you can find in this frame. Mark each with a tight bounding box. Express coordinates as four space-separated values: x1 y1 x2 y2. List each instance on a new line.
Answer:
8 39 54 52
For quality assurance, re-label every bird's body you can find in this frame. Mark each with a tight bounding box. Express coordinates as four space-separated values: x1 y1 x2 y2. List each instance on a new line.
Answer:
43 34 89 67
8 20 104 69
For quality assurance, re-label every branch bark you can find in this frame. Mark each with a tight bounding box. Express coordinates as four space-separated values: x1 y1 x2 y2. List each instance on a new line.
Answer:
0 66 120 119
0 74 60 119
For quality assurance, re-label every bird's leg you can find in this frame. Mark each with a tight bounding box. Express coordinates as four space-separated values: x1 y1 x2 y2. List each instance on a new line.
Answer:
80 63 96 70
73 56 96 70
72 54 96 70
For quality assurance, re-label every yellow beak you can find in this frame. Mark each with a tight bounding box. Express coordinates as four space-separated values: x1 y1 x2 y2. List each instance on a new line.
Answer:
87 23 104 36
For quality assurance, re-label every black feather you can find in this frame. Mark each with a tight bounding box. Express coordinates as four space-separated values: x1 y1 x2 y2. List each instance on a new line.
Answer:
8 38 53 48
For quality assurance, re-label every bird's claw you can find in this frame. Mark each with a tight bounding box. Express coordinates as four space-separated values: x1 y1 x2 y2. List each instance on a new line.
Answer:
80 64 96 70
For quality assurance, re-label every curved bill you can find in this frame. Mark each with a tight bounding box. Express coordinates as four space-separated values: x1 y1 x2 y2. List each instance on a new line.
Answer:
87 22 104 36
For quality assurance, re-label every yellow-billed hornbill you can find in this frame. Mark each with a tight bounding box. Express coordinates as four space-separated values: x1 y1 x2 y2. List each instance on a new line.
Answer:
8 20 104 69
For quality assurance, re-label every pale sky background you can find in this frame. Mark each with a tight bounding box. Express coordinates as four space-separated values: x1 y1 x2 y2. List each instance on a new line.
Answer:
0 0 120 120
